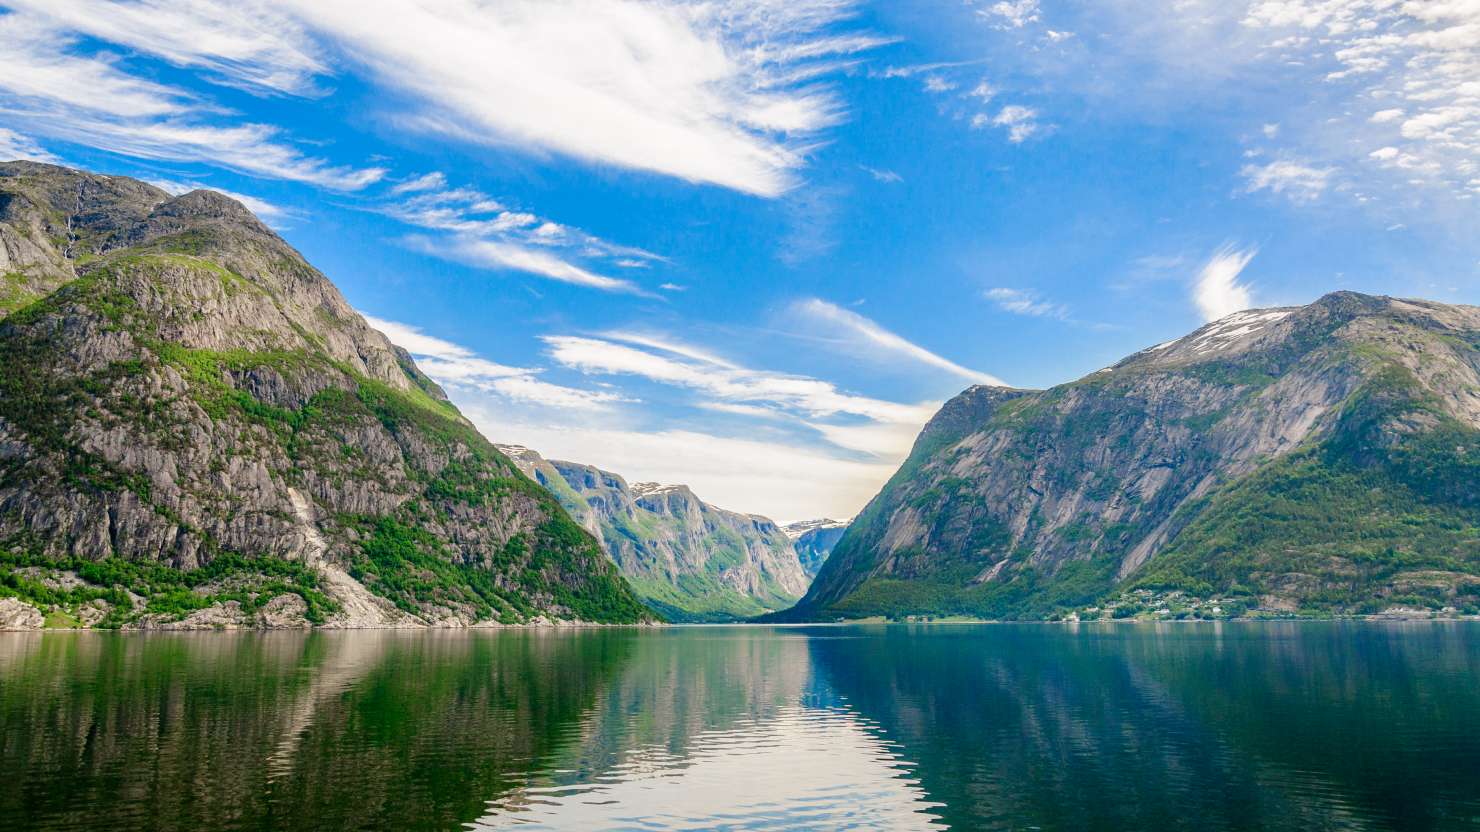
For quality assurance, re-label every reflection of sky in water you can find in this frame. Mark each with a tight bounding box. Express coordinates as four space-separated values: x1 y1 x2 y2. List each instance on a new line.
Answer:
473 704 945 831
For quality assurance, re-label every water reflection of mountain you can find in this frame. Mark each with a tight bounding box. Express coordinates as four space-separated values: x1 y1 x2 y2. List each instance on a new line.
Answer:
806 622 1480 831
474 627 944 830
0 630 636 831
6 625 1475 831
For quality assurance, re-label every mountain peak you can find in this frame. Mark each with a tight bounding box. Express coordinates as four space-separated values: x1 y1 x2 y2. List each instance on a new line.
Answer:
0 163 651 628
788 289 1480 621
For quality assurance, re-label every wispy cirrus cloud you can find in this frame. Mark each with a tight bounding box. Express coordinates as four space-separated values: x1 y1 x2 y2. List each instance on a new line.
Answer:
0 10 384 190
369 316 943 518
287 0 888 196
1 0 889 197
381 176 662 294
544 332 939 431
793 299 1005 385
0 127 59 163
416 237 646 295
363 315 625 411
1241 158 1335 202
983 287 1068 319
4 0 325 95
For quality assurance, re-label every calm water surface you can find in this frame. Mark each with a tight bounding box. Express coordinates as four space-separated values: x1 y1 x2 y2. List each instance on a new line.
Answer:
2 623 1478 830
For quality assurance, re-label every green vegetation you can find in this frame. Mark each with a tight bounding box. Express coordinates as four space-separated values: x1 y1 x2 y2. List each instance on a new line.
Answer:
0 550 336 627
347 516 533 623
1133 372 1480 615
798 326 1480 622
0 211 652 626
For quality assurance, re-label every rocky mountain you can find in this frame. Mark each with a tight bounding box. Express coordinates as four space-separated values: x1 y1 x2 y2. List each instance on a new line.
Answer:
498 444 809 621
784 292 1480 621
0 161 651 629
783 519 849 578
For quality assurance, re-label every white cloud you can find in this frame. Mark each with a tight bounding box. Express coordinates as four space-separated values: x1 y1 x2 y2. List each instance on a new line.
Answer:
283 0 884 196
383 179 663 294
4 0 325 95
860 165 903 183
1241 159 1334 202
1262 122 1280 138
363 315 623 411
1191 245 1258 322
0 128 59 163
368 316 948 519
967 80 996 101
544 333 939 427
793 299 1005 385
984 287 1068 319
995 2 1480 207
1238 0 1480 201
388 172 447 195
419 237 645 295
980 105 1043 143
0 14 188 119
0 11 384 190
981 0 1041 29
923 76 957 93
2 0 886 198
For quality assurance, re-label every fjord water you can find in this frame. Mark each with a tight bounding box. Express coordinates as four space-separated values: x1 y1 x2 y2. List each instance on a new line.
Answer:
2 624 1478 831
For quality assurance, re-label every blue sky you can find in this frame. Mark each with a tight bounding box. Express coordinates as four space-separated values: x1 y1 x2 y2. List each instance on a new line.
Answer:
2 0 1477 521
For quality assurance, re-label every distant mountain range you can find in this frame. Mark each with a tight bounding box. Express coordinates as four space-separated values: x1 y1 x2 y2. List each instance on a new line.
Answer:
781 292 1480 621
783 519 849 579
0 161 650 629
498 445 809 621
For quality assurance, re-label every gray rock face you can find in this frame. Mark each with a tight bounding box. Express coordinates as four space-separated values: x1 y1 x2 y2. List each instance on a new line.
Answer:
498 444 808 621
0 162 650 628
0 597 43 630
783 519 849 578
790 292 1480 620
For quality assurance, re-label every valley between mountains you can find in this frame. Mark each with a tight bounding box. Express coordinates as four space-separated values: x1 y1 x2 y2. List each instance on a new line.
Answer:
2 162 1477 629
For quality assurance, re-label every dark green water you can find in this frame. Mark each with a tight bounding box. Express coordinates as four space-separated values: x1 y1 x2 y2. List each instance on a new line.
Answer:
2 623 1478 830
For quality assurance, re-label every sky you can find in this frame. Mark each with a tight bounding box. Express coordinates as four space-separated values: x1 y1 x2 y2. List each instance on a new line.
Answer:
1 0 1477 523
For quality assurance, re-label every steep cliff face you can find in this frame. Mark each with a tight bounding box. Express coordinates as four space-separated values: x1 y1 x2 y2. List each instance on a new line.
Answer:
0 162 650 629
783 519 849 578
499 445 809 621
788 292 1480 620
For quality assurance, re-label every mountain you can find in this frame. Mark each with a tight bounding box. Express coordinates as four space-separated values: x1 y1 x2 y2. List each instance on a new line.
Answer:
0 161 651 629
784 292 1480 621
498 444 809 621
783 519 849 578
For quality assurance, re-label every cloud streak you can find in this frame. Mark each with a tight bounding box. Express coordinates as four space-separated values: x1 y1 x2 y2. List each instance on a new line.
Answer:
383 176 661 294
287 0 884 196
795 299 1005 385
363 315 625 411
0 12 383 190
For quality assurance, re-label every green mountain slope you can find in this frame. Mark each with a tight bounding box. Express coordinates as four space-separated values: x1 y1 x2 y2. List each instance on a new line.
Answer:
0 161 650 629
498 445 808 621
780 292 1480 621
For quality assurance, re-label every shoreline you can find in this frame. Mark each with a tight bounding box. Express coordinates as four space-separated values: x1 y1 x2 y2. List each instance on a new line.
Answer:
6 615 1478 634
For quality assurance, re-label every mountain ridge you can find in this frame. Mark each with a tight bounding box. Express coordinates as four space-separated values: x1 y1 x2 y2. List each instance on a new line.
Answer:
0 161 651 629
780 290 1480 621
496 444 809 621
